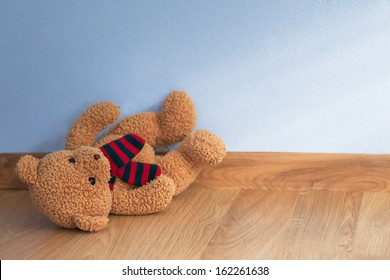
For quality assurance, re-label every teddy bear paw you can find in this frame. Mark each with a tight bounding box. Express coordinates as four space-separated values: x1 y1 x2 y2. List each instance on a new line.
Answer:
181 129 226 166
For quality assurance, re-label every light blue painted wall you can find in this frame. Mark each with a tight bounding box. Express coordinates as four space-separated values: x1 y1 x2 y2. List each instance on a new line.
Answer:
1 0 390 153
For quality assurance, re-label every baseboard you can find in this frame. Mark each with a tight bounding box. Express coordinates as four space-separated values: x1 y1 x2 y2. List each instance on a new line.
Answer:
2 152 390 192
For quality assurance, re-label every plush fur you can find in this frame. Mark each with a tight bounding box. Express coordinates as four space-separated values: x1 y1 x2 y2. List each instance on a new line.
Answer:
16 91 226 232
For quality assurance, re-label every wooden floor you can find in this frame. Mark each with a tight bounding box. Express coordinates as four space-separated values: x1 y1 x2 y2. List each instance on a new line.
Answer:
1 152 389 260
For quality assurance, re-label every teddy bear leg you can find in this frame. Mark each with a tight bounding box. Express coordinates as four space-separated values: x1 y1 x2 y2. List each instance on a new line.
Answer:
159 129 226 196
110 175 175 215
107 91 196 147
66 102 121 150
157 90 197 146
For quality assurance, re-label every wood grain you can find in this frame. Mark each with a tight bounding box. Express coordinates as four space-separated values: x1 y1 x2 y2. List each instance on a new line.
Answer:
202 190 365 259
201 190 300 259
0 188 240 259
0 152 389 259
353 192 390 258
273 190 363 259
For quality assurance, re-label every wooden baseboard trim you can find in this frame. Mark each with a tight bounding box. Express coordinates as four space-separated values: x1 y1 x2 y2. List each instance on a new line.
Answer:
0 153 46 190
2 152 390 192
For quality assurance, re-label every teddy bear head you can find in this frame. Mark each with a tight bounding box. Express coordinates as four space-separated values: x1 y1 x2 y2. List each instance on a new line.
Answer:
16 146 112 232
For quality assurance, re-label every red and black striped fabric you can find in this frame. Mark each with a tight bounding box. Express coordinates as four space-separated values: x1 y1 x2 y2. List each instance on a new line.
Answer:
99 134 161 190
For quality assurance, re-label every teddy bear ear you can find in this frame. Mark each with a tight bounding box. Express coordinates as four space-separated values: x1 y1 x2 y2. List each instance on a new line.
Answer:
15 155 40 186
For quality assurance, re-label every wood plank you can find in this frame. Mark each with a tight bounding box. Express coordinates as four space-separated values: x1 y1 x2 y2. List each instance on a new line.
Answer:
275 190 363 259
1 190 389 260
0 187 240 259
0 190 60 260
201 189 299 259
353 192 390 259
202 190 364 259
105 186 239 260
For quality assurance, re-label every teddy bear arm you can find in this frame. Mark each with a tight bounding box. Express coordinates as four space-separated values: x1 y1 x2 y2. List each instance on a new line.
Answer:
66 102 120 150
72 214 109 232
159 129 227 196
110 175 175 215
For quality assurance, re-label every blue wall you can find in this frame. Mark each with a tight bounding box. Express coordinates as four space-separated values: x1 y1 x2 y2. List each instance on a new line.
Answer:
1 0 390 153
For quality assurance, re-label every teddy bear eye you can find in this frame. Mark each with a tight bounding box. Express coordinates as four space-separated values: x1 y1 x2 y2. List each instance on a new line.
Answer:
68 158 76 164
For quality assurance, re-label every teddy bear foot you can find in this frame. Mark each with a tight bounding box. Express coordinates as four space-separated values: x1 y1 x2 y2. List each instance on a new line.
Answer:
106 91 196 147
157 91 197 146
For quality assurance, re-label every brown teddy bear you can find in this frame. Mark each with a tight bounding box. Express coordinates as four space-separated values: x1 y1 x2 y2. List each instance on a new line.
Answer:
16 91 226 232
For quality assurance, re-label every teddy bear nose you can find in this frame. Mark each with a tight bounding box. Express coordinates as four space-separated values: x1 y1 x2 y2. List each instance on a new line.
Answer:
88 177 96 185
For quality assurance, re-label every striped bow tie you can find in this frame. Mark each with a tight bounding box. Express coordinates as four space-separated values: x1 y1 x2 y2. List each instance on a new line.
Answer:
99 134 162 190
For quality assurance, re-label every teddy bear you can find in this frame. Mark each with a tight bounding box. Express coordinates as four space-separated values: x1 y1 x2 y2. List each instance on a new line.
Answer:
16 91 226 232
